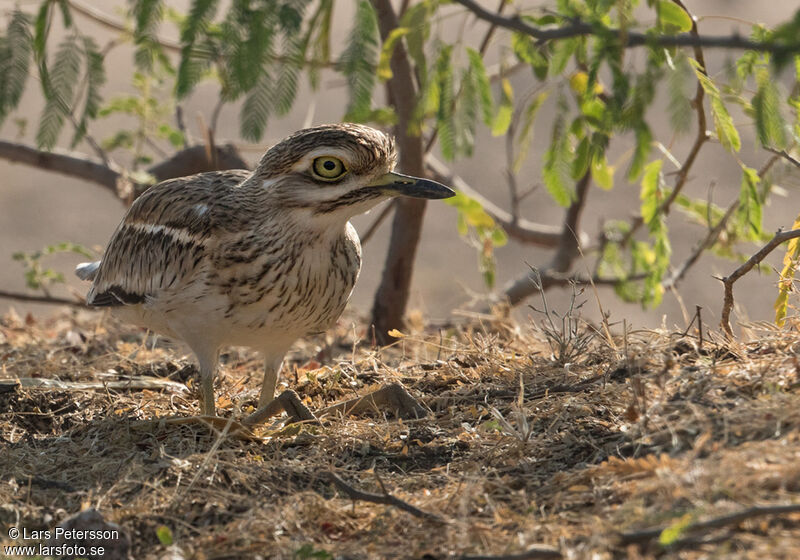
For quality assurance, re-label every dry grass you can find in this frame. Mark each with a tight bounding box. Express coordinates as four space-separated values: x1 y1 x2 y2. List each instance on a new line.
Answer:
2 308 800 559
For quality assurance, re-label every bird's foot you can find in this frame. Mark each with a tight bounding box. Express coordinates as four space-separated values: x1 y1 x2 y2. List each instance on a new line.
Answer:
318 382 428 419
242 389 319 426
130 415 258 440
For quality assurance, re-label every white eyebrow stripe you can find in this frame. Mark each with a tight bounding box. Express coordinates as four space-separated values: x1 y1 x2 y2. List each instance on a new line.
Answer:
126 222 206 246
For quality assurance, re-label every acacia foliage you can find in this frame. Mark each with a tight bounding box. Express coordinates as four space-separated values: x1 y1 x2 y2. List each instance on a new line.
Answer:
2 0 800 311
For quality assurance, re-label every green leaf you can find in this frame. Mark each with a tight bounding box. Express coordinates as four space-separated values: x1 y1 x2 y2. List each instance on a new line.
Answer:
0 10 33 125
272 59 299 117
627 124 652 181
71 37 106 148
657 1 693 33
591 152 615 190
33 1 50 60
666 54 693 135
572 136 591 180
175 0 219 97
377 27 409 82
690 58 740 152
155 525 173 546
543 113 574 207
511 32 548 79
466 48 493 126
513 92 547 172
640 160 663 224
400 1 432 77
37 34 82 149
240 71 272 141
339 0 379 122
752 68 787 149
549 38 576 76
736 165 763 239
491 78 513 136
435 44 456 160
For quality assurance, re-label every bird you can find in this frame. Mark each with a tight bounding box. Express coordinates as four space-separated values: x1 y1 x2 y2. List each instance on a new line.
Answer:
76 123 454 423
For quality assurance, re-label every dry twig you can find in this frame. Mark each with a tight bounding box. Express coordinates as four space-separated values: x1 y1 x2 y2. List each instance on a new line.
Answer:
326 471 446 523
720 228 800 337
619 503 800 546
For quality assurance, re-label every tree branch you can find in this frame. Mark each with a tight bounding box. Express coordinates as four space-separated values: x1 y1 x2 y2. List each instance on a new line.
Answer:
453 0 800 54
0 140 248 202
720 228 800 337
0 140 122 194
425 155 566 247
662 198 738 291
460 547 561 560
0 290 85 308
370 0 429 344
618 503 800 546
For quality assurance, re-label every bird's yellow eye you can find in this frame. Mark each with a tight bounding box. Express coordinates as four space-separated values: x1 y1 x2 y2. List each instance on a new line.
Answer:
312 156 347 181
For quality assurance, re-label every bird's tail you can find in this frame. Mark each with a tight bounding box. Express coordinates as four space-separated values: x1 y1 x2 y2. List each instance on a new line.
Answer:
75 261 101 281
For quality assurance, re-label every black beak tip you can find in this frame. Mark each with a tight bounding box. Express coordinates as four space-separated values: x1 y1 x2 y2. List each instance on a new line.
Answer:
410 178 456 200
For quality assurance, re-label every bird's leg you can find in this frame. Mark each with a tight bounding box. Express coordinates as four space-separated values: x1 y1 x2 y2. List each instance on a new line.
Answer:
196 351 219 416
318 383 427 419
257 356 282 408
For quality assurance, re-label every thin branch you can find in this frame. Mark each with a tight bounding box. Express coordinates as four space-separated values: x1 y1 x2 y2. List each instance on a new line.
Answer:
618 503 800 546
477 0 509 55
664 151 781 291
425 155 565 247
325 471 446 523
0 290 85 308
720 228 800 337
360 200 397 245
663 197 738 290
453 0 800 54
764 146 800 170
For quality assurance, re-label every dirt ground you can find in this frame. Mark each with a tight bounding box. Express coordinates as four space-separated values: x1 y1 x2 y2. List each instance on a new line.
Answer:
2 306 800 559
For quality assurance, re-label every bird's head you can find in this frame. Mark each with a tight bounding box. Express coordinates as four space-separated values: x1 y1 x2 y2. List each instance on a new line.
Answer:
251 123 454 220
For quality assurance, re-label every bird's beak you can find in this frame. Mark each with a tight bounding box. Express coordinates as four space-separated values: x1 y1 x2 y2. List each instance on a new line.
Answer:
368 171 455 199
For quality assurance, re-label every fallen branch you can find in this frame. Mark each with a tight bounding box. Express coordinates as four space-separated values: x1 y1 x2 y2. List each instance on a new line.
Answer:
720 228 800 337
460 547 562 560
326 471 445 523
0 289 85 308
453 0 800 54
618 503 800 546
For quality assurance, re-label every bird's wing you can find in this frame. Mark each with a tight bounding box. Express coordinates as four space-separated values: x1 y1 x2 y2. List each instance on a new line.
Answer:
86 169 251 307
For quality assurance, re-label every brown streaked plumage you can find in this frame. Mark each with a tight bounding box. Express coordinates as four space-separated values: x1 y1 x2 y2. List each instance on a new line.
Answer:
77 123 454 422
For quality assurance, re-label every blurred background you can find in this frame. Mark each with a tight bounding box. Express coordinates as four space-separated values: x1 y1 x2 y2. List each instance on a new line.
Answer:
1 0 799 331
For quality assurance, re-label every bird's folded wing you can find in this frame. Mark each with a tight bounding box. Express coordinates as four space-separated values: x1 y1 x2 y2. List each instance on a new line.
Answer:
86 170 251 307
